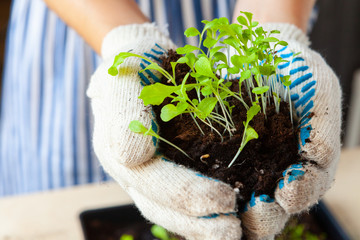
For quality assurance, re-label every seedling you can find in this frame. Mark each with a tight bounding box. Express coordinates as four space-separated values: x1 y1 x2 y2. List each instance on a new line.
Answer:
109 11 297 167
129 120 192 160
119 234 134 240
276 218 326 240
151 225 180 240
228 104 260 167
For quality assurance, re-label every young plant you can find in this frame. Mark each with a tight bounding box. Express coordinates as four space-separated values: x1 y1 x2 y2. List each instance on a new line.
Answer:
228 104 260 167
119 234 134 240
276 218 326 240
119 225 180 240
109 11 297 167
151 225 180 240
129 120 192 160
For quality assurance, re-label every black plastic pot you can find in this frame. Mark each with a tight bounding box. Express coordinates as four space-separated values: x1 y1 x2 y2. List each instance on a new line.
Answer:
309 201 351 240
80 204 154 240
79 201 350 240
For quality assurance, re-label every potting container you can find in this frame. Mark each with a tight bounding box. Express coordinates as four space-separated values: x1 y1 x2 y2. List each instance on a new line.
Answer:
80 201 351 240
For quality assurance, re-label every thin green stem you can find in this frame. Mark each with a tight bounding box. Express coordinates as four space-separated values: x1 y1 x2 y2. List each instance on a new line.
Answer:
158 136 193 160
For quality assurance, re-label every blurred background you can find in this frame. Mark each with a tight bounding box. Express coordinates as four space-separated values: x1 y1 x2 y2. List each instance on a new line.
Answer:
0 0 11 92
0 0 359 239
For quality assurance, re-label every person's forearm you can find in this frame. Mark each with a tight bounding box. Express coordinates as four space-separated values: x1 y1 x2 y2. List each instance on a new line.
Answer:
44 0 149 54
232 0 316 33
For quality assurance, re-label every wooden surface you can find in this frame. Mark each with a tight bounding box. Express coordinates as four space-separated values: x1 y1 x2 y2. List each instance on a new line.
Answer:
0 148 359 240
324 147 360 240
0 182 132 240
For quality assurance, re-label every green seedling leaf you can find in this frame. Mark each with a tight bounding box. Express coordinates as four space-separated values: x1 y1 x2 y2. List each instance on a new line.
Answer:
179 72 190 97
160 103 188 122
259 65 275 76
184 27 201 37
219 90 230 100
160 104 178 122
237 15 248 26
120 234 134 240
265 52 274 64
244 126 259 145
231 53 257 69
185 52 197 68
231 55 245 69
230 23 243 36
246 104 261 123
170 62 178 81
251 21 259 28
151 225 170 240
274 56 288 66
222 37 241 50
201 19 209 24
228 66 240 74
203 37 217 48
240 69 251 82
241 29 251 43
218 17 230 25
270 30 280 34
139 83 180 106
209 46 224 58
216 63 229 72
217 30 228 40
293 51 302 57
108 52 148 76
192 99 199 106
281 75 292 87
176 45 201 55
224 81 232 88
201 85 213 96
195 57 216 78
223 101 235 115
245 52 257 63
128 120 149 134
130 120 191 160
228 104 261 168
108 66 119 76
241 11 253 24
177 56 188 64
129 120 157 138
212 52 227 64
262 37 279 42
197 97 218 119
217 25 237 38
275 40 288 47
141 62 167 77
255 27 264 37
251 66 260 75
252 86 270 95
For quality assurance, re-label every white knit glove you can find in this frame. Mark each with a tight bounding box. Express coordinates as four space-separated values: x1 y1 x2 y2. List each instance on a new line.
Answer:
87 23 241 240
238 23 342 239
87 23 341 240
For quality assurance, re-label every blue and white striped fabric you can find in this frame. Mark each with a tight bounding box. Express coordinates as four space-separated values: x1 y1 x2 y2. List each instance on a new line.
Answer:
0 0 235 196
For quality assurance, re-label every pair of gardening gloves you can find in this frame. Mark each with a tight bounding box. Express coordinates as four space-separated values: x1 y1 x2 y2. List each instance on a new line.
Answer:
87 23 341 240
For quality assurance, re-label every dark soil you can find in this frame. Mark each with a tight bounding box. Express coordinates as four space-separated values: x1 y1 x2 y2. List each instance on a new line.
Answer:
153 50 306 211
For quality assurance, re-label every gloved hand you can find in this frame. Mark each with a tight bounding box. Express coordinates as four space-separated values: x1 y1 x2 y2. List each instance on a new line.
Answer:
238 23 342 239
87 23 341 240
87 23 241 240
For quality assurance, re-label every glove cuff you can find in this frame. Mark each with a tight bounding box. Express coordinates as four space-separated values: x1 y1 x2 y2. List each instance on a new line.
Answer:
101 22 170 59
262 23 310 47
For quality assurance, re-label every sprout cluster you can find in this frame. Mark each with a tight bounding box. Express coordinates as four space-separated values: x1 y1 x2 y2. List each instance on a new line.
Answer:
109 12 295 167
